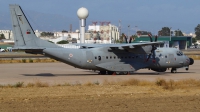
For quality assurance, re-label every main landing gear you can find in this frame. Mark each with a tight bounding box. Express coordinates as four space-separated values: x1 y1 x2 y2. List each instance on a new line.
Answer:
115 72 129 75
171 68 177 73
99 71 129 75
99 71 106 75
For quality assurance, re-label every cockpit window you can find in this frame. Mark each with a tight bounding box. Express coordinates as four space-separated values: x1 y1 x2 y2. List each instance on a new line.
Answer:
177 51 183 56
180 51 183 55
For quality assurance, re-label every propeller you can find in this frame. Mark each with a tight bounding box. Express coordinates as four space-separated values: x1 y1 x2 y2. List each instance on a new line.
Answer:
129 36 132 43
122 34 128 43
148 34 153 42
146 34 158 63
123 34 133 43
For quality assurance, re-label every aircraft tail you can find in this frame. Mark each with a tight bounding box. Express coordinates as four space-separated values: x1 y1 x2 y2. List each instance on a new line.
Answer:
9 4 59 49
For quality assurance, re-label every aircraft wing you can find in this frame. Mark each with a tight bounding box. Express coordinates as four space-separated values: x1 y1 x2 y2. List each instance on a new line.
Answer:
108 42 163 49
73 42 163 49
95 61 148 72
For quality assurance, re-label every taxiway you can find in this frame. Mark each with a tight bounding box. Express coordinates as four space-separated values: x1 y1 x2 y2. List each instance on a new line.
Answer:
0 61 199 85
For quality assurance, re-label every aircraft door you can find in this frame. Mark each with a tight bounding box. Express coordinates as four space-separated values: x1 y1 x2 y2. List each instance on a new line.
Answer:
86 51 95 68
168 54 175 66
163 54 168 65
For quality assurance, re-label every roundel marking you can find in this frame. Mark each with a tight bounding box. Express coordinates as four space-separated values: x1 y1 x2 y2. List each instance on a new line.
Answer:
69 53 73 57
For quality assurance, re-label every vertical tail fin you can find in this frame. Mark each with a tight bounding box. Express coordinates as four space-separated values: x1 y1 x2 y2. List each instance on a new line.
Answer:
9 4 59 49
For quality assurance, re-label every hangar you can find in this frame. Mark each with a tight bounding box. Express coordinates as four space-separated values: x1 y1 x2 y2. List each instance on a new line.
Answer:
133 36 192 50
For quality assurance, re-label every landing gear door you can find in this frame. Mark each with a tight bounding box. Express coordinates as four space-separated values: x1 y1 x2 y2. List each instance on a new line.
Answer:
86 51 95 68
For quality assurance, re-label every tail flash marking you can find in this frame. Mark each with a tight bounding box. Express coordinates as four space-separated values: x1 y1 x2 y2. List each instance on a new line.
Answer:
26 29 31 34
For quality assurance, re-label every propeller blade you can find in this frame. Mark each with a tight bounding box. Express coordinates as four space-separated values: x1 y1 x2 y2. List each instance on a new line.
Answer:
155 35 158 42
147 34 157 63
146 53 152 62
129 37 132 43
152 50 156 63
148 34 153 42
123 34 128 43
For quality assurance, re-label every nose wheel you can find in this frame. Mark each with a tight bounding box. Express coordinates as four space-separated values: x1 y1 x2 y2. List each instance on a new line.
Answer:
171 68 177 73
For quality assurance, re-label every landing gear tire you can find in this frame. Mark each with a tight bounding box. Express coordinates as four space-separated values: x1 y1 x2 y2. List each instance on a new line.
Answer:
99 71 106 75
123 72 129 75
115 72 120 75
115 71 129 75
171 68 177 73
107 71 114 75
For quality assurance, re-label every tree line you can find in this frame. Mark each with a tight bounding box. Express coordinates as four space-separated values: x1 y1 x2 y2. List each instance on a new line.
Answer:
158 27 184 36
41 32 54 37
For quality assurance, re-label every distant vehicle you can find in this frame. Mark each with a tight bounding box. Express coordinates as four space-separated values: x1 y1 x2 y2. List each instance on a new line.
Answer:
0 48 5 52
190 46 195 48
190 45 200 48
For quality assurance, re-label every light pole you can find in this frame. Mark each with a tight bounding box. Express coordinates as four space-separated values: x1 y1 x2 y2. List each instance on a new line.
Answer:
135 26 138 35
128 25 130 43
119 20 121 37
169 27 172 41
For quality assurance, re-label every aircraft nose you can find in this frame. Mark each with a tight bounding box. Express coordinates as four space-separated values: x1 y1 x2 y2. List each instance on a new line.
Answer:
189 58 194 65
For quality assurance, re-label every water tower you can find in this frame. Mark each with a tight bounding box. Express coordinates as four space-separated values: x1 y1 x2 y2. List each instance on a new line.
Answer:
77 7 89 43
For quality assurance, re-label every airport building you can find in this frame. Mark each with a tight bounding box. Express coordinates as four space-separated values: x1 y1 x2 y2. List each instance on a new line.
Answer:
87 23 120 43
0 30 13 40
0 28 193 50
134 36 192 50
52 23 120 44
0 30 41 40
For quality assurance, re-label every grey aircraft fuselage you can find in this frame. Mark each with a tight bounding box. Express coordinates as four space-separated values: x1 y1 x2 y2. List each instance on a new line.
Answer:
43 47 191 73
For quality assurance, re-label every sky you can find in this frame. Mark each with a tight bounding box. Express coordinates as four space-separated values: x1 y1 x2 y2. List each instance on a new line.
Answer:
1 0 200 35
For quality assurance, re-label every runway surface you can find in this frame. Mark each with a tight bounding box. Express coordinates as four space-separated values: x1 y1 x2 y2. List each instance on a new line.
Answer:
0 61 199 85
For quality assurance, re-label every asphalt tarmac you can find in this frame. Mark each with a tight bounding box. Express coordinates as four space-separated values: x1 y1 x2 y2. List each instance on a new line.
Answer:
0 61 199 85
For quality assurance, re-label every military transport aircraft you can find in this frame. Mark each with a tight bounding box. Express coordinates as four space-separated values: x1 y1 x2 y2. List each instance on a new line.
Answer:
9 4 194 75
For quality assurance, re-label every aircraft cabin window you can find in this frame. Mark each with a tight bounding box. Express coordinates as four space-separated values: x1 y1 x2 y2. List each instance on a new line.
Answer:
95 56 97 59
114 56 116 59
98 56 101 61
129 56 131 58
106 56 108 59
132 56 135 58
110 56 112 59
165 55 167 58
